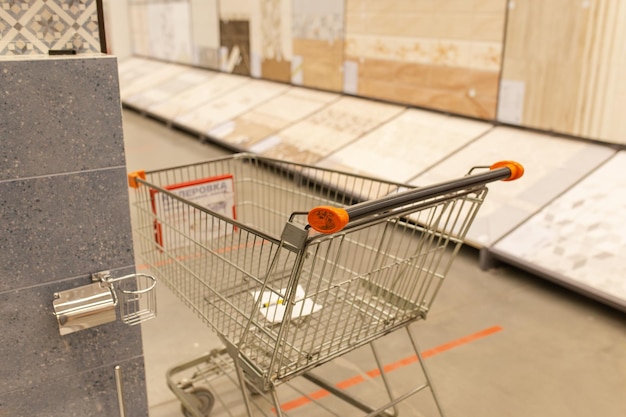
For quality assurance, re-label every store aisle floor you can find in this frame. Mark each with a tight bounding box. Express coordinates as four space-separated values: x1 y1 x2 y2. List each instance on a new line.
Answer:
121 109 626 417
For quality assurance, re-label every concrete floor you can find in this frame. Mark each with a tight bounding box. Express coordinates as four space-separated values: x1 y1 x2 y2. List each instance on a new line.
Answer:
122 109 626 417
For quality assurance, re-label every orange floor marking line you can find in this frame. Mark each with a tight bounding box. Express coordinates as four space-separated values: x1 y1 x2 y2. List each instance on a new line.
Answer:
278 325 503 413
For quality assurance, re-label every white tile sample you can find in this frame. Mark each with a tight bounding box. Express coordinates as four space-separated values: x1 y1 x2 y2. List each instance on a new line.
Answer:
410 127 616 246
252 96 404 164
494 152 626 306
146 73 250 121
173 79 290 134
146 1 193 64
317 108 492 183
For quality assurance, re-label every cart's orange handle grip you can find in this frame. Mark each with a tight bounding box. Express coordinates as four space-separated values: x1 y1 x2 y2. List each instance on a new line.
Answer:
128 170 146 188
490 161 524 181
307 206 350 234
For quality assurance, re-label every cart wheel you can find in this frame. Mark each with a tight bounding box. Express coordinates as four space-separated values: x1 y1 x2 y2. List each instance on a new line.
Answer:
181 387 215 417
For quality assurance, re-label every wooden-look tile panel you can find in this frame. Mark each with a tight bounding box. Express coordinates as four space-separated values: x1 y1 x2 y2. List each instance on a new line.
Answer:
344 0 506 119
259 0 293 82
354 58 499 118
499 0 626 144
292 38 344 91
220 20 251 75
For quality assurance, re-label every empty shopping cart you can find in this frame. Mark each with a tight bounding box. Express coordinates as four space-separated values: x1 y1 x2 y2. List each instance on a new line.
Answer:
128 153 523 417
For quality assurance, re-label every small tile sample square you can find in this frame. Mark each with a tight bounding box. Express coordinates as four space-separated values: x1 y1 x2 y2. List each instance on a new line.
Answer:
409 126 616 246
317 108 491 183
494 152 626 307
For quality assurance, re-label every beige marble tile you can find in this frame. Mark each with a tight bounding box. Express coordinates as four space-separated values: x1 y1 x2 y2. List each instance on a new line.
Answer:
317 108 491 182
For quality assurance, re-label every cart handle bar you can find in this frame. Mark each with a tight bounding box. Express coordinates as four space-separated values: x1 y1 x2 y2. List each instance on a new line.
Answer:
307 161 524 234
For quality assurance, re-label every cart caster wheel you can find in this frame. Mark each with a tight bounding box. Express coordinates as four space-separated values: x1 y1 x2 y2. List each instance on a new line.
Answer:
181 387 215 417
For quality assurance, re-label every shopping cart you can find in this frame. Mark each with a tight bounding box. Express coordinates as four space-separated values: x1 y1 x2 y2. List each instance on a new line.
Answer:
128 154 523 417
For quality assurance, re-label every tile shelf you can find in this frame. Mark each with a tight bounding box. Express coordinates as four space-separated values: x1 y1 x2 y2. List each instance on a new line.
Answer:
118 56 625 313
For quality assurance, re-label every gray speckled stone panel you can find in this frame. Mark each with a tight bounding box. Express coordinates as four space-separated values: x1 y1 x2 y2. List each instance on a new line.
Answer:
0 356 148 417
0 267 143 393
0 168 134 292
0 56 125 181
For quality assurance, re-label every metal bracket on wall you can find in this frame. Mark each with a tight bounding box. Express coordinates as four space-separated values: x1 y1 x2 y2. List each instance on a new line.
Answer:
52 270 157 336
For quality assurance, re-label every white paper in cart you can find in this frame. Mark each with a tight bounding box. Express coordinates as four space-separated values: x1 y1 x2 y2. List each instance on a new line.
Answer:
252 285 322 324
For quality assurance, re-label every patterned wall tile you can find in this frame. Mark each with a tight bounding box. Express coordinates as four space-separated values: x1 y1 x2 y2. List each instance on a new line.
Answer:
0 0 101 55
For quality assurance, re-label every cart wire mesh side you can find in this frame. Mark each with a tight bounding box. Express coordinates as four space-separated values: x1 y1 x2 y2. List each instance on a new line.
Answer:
129 153 523 416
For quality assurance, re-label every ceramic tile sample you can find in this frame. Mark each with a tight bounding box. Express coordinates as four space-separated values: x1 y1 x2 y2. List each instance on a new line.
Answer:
173 79 290 135
119 62 190 100
317 108 492 183
189 0 220 68
344 0 506 119
220 19 252 75
217 0 254 74
250 96 404 164
493 152 626 308
291 0 345 91
258 0 293 82
146 1 193 64
500 0 626 144
0 0 101 55
208 87 339 148
124 68 218 112
409 126 616 247
128 2 150 56
146 73 250 121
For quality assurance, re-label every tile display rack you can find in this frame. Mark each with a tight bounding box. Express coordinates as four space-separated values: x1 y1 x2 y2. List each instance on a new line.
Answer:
118 57 626 312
